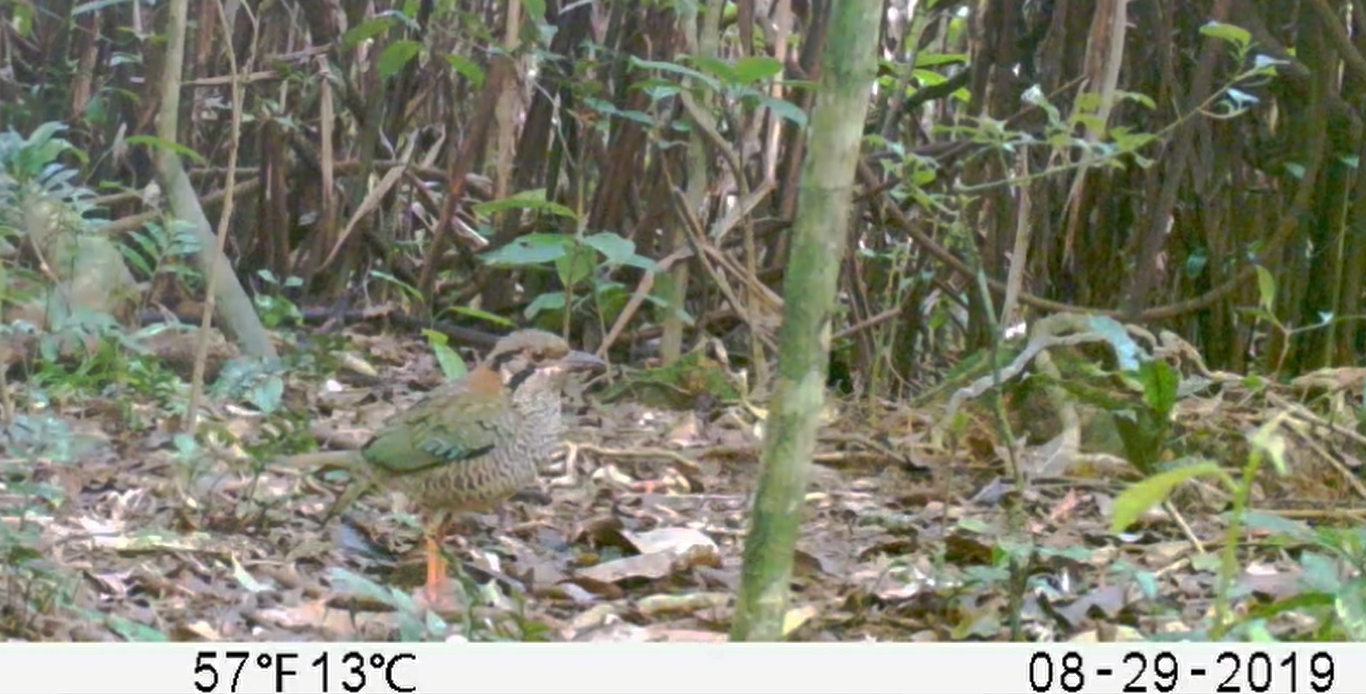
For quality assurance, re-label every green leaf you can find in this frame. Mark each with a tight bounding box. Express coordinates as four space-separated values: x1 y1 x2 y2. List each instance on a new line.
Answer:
1111 127 1157 153
629 56 720 91
379 40 422 81
555 243 596 287
1337 582 1366 641
1110 462 1228 532
1246 592 1334 623
524 291 565 319
248 374 284 413
368 269 422 302
688 55 740 85
472 189 577 219
630 78 683 101
913 52 968 68
422 329 467 379
172 432 199 456
443 305 515 328
581 232 636 265
1300 552 1343 593
759 96 807 127
1248 415 1289 476
1136 359 1179 418
1074 91 1104 114
1088 314 1143 371
23 121 67 149
446 54 485 87
1115 89 1157 110
328 567 400 607
343 17 395 48
1190 552 1223 572
732 56 782 84
123 135 206 165
580 97 657 127
480 233 570 266
622 253 661 272
1200 21 1252 51
107 615 167 642
1240 510 1315 542
591 280 630 322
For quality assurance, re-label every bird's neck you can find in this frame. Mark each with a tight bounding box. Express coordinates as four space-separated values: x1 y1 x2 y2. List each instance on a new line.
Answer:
464 365 503 393
471 361 563 423
509 373 565 435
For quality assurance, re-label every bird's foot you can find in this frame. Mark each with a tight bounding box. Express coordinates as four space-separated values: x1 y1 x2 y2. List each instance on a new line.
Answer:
417 580 465 616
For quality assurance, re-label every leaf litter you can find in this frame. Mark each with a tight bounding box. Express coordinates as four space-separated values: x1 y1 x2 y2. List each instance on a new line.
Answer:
3 320 1366 643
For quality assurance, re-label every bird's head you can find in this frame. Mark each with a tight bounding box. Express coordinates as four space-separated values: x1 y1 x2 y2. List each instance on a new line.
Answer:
485 329 605 399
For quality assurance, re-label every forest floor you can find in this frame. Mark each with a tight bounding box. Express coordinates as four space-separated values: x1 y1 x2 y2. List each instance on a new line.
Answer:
4 328 1365 642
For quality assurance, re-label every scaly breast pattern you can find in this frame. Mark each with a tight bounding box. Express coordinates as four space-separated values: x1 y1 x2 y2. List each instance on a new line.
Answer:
399 387 563 514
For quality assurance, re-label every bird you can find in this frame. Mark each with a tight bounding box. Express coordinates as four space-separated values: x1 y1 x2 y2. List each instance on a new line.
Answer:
276 329 605 606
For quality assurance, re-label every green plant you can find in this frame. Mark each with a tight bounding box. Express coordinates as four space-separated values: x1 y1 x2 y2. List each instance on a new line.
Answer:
119 218 203 301
252 270 304 329
0 413 86 638
479 206 661 334
326 566 550 642
422 329 468 380
1058 358 1180 476
1110 415 1295 639
629 54 809 128
209 355 287 415
1236 515 1366 641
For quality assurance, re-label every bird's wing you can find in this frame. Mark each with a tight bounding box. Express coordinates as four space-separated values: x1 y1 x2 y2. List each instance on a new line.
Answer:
359 377 513 477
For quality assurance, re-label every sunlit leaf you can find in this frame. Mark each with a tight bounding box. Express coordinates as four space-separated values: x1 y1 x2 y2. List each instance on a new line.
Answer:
446 54 485 87
443 305 516 328
473 189 577 219
1110 462 1228 532
1200 21 1252 50
481 233 570 266
423 329 467 380
378 40 422 81
732 56 783 84
524 291 566 319
123 135 206 165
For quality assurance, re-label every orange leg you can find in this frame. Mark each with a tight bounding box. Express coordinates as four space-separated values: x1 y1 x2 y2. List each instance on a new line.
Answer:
424 535 449 597
423 516 451 605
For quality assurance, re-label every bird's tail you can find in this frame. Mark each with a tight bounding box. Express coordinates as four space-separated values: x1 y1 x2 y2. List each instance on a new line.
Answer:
273 449 366 470
271 450 372 525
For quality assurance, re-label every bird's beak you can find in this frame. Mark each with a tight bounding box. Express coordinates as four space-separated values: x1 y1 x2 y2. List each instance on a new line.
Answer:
558 350 607 372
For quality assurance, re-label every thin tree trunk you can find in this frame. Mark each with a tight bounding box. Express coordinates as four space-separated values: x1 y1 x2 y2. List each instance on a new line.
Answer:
661 0 722 365
730 0 880 642
154 0 275 359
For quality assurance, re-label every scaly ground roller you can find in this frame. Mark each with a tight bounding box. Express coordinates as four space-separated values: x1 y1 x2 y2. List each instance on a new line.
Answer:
281 329 604 604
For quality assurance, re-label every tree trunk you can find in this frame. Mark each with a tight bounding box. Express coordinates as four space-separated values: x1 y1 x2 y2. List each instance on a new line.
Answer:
729 0 880 642
154 0 275 359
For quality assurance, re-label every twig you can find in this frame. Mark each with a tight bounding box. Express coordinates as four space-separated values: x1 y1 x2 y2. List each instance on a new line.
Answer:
574 442 704 473
668 186 779 353
318 139 415 271
597 248 690 358
186 0 252 434
1163 499 1207 555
